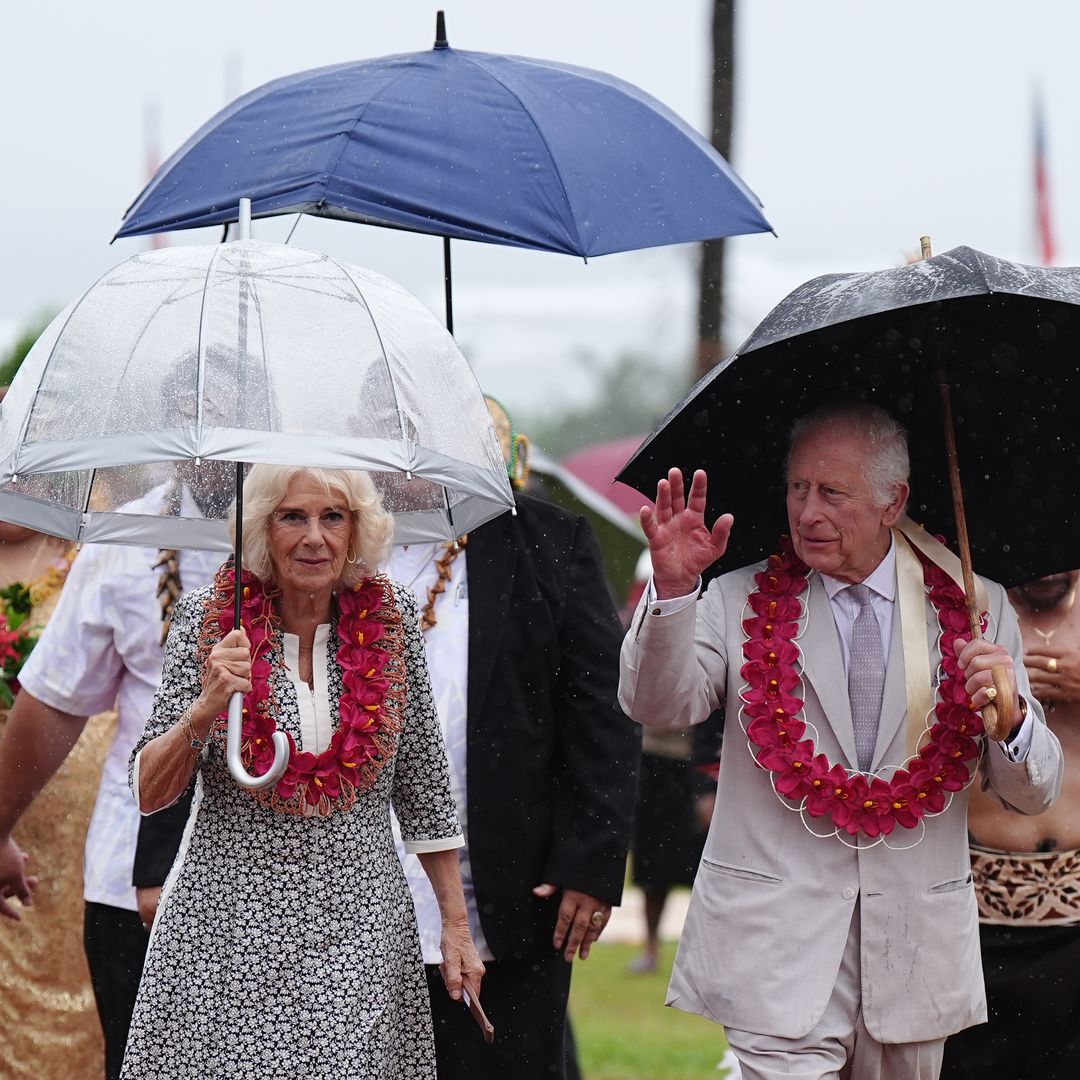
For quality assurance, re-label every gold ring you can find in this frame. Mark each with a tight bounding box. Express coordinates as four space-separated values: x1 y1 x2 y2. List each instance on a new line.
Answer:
984 686 998 702
590 910 605 929
1048 658 1059 674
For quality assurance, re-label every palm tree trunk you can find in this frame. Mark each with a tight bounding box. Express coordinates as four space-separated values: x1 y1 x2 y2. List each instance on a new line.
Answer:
695 0 735 380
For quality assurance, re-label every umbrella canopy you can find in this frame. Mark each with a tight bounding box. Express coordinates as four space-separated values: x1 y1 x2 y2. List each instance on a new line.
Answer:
560 435 653 520
617 245 1080 588
114 21 771 256
0 239 514 550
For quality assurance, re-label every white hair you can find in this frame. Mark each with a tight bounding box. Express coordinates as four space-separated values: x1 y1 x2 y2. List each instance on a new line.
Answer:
231 465 394 588
788 402 910 510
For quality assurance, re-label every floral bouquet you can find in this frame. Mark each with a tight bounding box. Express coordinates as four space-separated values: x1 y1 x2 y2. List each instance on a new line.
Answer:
0 583 40 707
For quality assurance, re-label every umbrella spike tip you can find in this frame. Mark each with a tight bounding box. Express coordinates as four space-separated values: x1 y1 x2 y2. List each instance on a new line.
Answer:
434 10 448 48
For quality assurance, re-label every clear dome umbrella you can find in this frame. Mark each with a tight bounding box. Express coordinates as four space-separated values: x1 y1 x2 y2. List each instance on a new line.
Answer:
0 215 513 789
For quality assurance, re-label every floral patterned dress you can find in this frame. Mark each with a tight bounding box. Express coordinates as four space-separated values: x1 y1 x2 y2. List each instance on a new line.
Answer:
119 582 462 1080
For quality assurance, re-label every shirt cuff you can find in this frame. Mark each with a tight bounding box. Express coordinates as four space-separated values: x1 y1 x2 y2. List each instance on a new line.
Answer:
404 833 465 855
997 705 1034 763
644 576 702 615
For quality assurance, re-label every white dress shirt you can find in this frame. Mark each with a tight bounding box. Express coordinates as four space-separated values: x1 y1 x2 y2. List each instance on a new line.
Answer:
282 625 334 753
387 544 494 965
19 489 220 911
819 535 897 673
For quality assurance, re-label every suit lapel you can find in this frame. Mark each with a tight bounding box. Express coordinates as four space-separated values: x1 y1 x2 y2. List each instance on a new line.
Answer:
465 513 516 725
800 574 859 769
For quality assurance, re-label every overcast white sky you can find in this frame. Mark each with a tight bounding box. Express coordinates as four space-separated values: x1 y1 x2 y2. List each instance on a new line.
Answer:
2 1 1076 420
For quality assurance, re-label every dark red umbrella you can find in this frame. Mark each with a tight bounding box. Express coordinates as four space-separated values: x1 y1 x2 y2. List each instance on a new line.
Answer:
561 436 652 520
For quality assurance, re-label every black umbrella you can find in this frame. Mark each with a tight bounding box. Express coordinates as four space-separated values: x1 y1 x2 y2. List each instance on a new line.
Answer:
618 244 1080 733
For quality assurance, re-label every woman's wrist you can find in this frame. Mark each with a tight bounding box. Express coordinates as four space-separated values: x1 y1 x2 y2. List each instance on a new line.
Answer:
184 698 217 742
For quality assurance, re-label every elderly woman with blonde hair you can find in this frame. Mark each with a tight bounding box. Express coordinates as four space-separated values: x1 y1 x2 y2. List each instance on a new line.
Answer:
120 465 483 1080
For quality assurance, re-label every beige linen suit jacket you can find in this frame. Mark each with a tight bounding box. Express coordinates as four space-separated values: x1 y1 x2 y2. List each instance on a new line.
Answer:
619 562 1063 1044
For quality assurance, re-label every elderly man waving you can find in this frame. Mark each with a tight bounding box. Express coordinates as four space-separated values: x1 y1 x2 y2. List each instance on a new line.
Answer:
619 402 1063 1080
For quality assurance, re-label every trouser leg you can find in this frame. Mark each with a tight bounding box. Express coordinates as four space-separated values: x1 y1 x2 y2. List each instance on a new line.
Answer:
725 902 944 1080
83 902 148 1080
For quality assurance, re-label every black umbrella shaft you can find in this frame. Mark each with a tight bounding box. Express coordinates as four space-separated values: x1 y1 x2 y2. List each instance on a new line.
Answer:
443 237 454 335
233 460 244 631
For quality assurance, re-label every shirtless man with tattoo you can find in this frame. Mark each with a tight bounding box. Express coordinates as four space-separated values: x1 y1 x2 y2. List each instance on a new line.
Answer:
941 570 1080 1080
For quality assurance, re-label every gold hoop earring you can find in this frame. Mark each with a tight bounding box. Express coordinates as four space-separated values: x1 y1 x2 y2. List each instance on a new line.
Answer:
345 548 358 565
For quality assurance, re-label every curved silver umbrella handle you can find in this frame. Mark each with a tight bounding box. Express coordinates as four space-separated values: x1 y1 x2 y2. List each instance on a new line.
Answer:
226 691 290 790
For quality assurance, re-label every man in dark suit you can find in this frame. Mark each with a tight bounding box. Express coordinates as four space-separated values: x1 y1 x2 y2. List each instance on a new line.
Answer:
391 487 640 1078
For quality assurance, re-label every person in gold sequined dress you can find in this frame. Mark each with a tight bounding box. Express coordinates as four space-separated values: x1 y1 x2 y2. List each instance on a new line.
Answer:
0 520 114 1078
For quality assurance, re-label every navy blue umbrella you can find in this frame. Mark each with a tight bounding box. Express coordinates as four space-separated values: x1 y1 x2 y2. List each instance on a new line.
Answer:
115 13 772 330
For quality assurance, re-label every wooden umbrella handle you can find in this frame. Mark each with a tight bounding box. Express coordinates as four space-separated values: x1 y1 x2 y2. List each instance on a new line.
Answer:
964 608 1016 741
937 365 1015 741
984 666 1016 742
921 240 1016 743
950 446 1015 740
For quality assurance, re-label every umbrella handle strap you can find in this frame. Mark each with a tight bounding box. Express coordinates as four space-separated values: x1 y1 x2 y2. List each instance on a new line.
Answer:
226 691 290 790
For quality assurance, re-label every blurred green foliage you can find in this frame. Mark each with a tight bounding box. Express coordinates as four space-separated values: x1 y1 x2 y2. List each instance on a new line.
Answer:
0 314 52 387
524 352 689 459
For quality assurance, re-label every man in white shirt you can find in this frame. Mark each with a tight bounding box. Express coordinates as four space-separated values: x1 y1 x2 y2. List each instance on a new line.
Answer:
389 488 638 1079
619 402 1063 1080
0 480 222 1080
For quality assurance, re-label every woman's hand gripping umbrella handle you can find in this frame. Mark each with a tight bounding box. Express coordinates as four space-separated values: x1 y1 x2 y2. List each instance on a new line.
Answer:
226 692 290 790
224 458 289 790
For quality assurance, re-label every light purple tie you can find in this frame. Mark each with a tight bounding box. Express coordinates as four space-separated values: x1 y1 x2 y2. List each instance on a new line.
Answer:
847 584 885 772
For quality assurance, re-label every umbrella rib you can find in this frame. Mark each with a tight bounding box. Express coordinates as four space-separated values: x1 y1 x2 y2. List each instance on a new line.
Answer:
78 467 98 543
320 64 425 206
245 271 282 431
461 54 586 254
195 245 227 448
320 253 409 449
7 257 134 474
478 50 766 208
115 271 207 395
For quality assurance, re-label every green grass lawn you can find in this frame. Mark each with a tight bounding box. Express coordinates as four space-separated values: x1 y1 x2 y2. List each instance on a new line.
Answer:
569 941 732 1080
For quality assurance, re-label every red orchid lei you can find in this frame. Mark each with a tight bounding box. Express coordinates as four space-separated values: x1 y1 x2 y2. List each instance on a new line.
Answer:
740 537 987 843
200 566 406 818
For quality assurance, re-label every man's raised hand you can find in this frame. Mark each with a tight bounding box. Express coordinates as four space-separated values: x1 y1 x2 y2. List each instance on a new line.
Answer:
640 468 733 599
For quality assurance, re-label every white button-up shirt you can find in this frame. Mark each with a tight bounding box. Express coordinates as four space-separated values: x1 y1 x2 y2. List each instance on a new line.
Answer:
20 521 219 912
387 543 494 965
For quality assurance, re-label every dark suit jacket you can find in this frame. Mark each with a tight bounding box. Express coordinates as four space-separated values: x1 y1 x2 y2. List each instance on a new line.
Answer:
463 493 640 961
134 495 640 962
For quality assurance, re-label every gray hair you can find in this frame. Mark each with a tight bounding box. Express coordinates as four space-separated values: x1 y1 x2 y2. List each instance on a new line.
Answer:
788 402 910 510
232 465 394 588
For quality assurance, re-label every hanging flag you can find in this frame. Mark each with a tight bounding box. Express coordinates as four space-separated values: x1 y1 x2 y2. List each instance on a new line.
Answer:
1034 91 1056 266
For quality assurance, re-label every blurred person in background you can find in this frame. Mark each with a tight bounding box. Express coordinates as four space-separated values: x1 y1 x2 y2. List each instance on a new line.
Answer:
387 397 640 1079
0 504 102 1078
941 569 1080 1080
0 461 226 1080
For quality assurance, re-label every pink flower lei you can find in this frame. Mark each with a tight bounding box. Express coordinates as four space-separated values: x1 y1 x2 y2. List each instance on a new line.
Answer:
740 537 987 844
200 567 406 818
